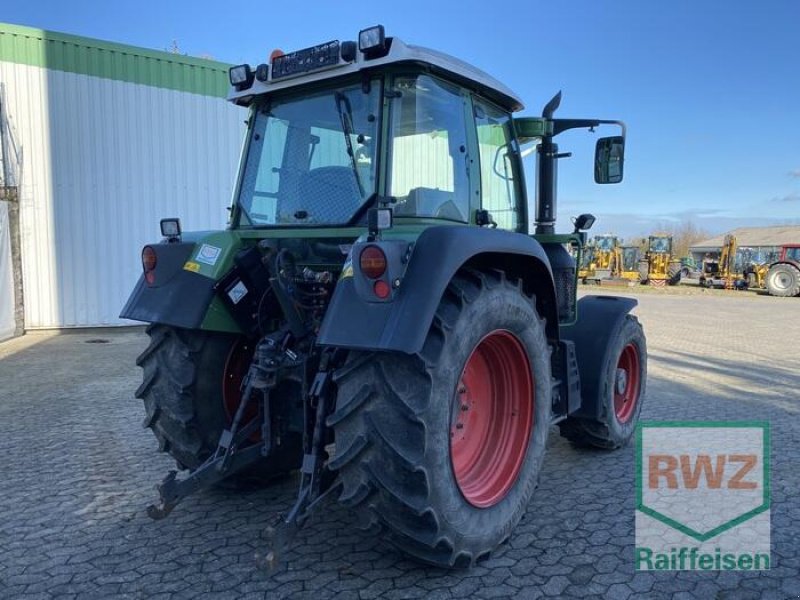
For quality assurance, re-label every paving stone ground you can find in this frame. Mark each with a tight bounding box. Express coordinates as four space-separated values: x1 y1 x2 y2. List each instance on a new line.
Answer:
0 290 798 599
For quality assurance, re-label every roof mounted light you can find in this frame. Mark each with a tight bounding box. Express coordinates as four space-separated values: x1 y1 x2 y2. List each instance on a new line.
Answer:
229 64 254 90
358 25 387 58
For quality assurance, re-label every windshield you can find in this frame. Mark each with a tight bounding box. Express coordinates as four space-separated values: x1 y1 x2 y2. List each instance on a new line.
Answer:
622 247 639 270
595 236 616 251
236 80 380 226
649 237 671 253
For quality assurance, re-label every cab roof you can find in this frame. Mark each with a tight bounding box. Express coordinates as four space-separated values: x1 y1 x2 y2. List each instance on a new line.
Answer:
227 36 524 112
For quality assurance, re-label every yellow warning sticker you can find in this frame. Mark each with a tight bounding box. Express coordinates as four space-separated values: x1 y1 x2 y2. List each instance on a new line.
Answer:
183 261 201 273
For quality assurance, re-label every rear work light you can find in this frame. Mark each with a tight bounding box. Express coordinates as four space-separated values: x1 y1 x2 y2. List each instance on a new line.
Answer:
160 218 181 241
360 245 387 279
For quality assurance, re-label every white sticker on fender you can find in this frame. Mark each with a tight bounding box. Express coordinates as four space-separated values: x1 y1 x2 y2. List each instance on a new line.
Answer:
196 244 222 266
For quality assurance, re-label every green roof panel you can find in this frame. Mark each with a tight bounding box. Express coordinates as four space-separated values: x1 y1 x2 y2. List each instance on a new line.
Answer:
0 22 231 97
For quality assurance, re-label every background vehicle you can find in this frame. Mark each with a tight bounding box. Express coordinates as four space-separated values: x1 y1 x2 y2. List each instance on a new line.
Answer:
764 244 800 297
618 246 642 282
590 234 619 280
679 256 701 280
121 26 647 568
578 243 595 281
700 234 746 289
639 235 681 286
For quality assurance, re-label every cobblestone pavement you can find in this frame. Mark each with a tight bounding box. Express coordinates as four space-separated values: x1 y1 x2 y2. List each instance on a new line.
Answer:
1 291 798 599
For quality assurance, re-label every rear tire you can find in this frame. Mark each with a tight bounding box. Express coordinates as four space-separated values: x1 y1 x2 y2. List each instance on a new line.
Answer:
330 270 551 568
668 261 682 285
136 324 301 478
766 264 800 297
559 315 646 449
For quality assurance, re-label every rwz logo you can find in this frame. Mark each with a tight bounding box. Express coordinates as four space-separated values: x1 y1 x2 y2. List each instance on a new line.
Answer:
635 422 770 571
648 453 758 490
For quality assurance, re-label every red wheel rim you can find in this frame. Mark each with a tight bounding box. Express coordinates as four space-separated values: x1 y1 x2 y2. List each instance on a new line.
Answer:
613 343 641 423
450 330 534 508
223 339 259 440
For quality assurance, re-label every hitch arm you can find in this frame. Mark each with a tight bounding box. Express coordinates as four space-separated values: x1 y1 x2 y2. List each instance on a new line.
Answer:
261 350 341 569
147 443 265 520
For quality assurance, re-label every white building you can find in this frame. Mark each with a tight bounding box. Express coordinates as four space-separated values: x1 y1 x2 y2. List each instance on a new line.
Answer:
0 22 244 339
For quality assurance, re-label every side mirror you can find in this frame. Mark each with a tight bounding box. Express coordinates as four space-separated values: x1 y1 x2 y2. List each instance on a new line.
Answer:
594 136 625 184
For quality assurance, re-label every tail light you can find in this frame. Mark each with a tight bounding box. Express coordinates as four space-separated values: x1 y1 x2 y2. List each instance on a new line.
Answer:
142 246 157 285
360 245 387 279
373 279 391 299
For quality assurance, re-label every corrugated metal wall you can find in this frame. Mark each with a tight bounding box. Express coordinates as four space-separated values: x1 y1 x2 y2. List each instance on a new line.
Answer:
0 25 244 328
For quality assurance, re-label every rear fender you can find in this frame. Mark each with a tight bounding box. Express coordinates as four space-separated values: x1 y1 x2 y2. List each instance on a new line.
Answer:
317 226 558 353
559 295 638 419
120 232 243 332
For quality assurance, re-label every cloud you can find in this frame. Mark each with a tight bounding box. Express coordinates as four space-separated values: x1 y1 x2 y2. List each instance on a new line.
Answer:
789 170 800 179
771 193 800 203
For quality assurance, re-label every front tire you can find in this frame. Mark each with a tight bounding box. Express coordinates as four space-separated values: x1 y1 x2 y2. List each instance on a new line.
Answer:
559 315 646 449
330 270 551 568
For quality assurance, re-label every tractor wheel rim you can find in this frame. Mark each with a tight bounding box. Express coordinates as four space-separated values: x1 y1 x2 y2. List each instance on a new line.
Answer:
774 273 790 290
450 330 534 508
223 339 260 440
613 343 641 423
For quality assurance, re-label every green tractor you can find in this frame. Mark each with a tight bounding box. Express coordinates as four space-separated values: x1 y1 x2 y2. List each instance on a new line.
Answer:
122 26 647 568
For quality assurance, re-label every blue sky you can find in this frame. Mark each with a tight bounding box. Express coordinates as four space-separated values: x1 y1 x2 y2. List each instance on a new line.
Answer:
5 0 799 238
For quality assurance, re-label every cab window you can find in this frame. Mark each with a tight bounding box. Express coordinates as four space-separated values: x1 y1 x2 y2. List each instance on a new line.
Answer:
388 75 470 222
473 99 520 231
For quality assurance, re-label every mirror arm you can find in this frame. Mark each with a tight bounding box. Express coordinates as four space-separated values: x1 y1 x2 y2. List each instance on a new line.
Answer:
552 119 627 138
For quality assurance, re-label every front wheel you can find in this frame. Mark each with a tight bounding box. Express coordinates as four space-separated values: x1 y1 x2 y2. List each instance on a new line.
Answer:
330 270 551 568
559 315 647 449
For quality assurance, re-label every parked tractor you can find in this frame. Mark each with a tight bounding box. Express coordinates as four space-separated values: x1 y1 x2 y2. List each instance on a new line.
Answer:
640 235 681 286
763 244 800 297
121 26 646 568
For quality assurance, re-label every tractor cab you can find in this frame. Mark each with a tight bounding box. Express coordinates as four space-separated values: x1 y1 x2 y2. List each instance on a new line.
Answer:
227 29 528 233
780 245 800 262
648 235 672 255
595 235 618 252
225 27 623 240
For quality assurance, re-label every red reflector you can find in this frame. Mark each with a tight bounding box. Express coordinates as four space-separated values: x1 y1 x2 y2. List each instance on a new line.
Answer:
360 245 387 279
373 279 391 299
142 246 157 272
